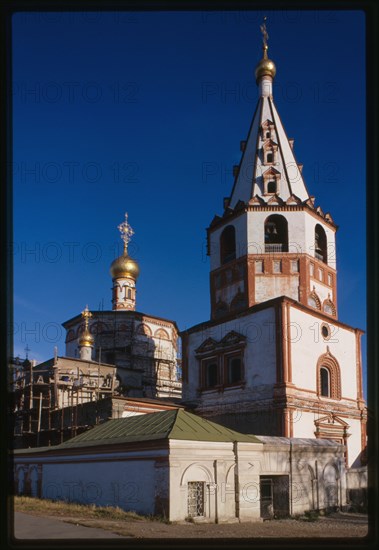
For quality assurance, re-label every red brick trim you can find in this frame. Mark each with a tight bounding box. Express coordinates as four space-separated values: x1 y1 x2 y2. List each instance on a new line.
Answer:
316 350 341 399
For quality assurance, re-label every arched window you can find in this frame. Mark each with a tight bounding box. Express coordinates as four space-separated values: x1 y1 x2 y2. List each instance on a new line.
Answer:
155 328 170 340
315 224 328 264
220 225 236 264
320 367 330 397
264 214 288 253
308 291 321 310
317 351 341 399
267 180 276 193
266 152 274 163
266 131 270 138
323 299 336 316
127 288 132 299
136 323 152 336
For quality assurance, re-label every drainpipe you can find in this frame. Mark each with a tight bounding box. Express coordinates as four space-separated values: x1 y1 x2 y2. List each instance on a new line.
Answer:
233 442 240 521
213 460 218 524
289 441 293 516
315 460 320 510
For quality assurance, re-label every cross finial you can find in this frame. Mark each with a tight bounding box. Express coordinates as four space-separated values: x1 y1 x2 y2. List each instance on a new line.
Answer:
81 304 92 329
260 16 269 56
24 344 30 359
117 212 134 254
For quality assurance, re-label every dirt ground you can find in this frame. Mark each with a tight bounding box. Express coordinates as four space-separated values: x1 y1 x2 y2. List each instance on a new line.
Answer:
14 510 369 540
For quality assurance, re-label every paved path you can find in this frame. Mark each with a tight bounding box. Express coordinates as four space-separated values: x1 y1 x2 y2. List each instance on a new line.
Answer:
12 512 125 539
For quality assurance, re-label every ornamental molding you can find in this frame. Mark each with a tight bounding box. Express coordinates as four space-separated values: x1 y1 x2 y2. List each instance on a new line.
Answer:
195 331 246 355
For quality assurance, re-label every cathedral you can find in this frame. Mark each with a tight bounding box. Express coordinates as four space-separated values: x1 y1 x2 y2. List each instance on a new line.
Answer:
62 214 181 401
13 23 367 520
181 29 366 469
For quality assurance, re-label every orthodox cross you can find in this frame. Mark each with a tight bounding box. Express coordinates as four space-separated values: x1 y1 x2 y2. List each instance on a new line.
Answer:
260 16 269 49
118 212 134 254
81 304 92 330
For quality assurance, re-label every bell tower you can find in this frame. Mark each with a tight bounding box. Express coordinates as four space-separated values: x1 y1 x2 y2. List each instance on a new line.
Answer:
182 19 366 468
207 20 338 322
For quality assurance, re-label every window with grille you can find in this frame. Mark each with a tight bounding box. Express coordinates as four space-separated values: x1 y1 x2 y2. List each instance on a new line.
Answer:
188 482 205 517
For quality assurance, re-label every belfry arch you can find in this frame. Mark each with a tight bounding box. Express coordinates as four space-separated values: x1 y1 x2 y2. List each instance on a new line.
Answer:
264 214 288 253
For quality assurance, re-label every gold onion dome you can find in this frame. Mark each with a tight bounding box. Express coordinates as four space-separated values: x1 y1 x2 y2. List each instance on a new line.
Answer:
78 305 94 347
110 252 140 280
255 46 276 82
78 328 94 347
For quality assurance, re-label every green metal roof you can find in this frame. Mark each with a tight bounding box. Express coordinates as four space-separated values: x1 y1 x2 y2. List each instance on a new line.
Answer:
14 410 261 453
169 409 261 443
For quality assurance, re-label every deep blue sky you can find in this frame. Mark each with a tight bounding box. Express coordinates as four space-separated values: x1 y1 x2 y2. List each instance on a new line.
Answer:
12 10 366 391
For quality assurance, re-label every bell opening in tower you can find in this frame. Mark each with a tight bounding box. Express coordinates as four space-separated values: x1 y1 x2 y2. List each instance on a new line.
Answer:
264 215 288 253
315 224 328 264
220 225 236 265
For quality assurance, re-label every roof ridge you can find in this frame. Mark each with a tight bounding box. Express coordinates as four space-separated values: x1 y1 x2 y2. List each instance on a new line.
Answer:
166 408 181 438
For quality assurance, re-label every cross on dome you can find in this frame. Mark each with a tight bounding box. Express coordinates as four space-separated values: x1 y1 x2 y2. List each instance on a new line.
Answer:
260 16 269 49
81 304 92 329
118 212 134 253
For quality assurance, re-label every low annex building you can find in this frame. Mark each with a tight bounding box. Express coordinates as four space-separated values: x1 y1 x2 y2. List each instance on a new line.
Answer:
14 409 346 522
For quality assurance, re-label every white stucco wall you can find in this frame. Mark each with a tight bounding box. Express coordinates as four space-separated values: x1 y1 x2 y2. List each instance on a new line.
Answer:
169 440 240 522
14 436 348 521
255 274 299 303
288 305 363 467
344 418 364 468
289 306 358 399
184 307 277 403
290 410 317 439
41 457 158 514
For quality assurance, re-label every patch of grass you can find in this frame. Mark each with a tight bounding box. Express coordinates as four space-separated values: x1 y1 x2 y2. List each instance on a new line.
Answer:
299 510 320 522
304 510 320 521
13 496 145 522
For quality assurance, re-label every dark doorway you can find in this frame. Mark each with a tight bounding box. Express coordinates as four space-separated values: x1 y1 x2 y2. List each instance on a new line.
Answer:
260 476 290 519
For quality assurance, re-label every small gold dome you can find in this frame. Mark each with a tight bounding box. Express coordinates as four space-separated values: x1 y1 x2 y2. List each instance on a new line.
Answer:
78 328 94 347
110 253 140 280
255 48 276 82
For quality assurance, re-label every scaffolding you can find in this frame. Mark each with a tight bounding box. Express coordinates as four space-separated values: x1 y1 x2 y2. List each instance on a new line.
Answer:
10 356 116 447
